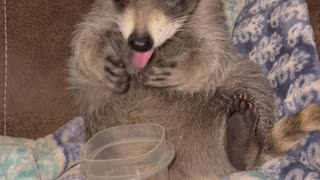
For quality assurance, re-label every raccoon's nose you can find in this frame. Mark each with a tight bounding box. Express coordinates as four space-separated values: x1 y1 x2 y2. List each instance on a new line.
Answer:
128 33 154 52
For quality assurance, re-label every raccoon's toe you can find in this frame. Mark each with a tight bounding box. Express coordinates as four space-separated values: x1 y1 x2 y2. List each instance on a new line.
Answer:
104 56 130 94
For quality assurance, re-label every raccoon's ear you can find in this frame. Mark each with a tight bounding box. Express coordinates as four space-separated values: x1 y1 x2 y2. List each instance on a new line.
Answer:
112 0 129 10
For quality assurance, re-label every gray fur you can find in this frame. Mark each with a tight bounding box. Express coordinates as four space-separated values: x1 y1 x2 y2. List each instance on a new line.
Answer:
68 0 276 179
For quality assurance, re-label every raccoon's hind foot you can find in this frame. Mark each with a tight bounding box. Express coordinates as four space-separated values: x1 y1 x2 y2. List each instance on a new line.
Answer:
226 93 258 170
104 56 130 94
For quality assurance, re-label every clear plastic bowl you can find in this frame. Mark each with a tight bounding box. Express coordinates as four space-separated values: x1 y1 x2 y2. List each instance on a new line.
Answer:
80 124 175 180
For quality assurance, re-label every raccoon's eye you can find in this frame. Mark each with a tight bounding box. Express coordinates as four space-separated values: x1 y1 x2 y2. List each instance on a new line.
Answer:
167 0 185 8
113 0 129 9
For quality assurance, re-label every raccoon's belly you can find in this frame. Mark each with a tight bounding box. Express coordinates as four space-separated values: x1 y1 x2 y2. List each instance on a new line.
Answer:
89 87 236 178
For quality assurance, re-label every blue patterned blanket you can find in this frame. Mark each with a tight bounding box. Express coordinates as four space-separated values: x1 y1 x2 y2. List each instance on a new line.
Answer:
232 0 320 120
227 0 320 179
0 0 319 179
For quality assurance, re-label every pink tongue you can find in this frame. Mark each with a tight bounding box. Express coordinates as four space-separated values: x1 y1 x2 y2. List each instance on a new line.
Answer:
132 49 155 69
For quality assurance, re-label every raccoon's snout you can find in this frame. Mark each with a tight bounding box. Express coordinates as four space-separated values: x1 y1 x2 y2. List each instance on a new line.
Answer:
128 33 154 52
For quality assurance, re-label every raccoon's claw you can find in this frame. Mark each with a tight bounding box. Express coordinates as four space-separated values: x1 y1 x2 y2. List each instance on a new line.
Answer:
104 56 130 94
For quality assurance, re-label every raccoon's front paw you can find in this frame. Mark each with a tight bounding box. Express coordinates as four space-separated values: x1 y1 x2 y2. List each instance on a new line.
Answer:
104 56 130 94
137 61 186 87
226 93 258 170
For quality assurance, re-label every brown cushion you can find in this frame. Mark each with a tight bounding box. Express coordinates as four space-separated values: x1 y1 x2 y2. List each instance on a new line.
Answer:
307 0 320 54
0 0 92 139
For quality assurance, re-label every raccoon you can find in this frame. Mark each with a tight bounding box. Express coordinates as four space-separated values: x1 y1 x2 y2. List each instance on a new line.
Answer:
68 0 277 179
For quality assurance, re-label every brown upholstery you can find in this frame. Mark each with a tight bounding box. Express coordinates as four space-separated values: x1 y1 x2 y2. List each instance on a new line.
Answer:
308 0 320 53
0 0 92 139
0 0 319 139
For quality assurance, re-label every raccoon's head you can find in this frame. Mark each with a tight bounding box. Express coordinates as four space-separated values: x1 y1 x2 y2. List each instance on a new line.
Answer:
112 0 199 69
